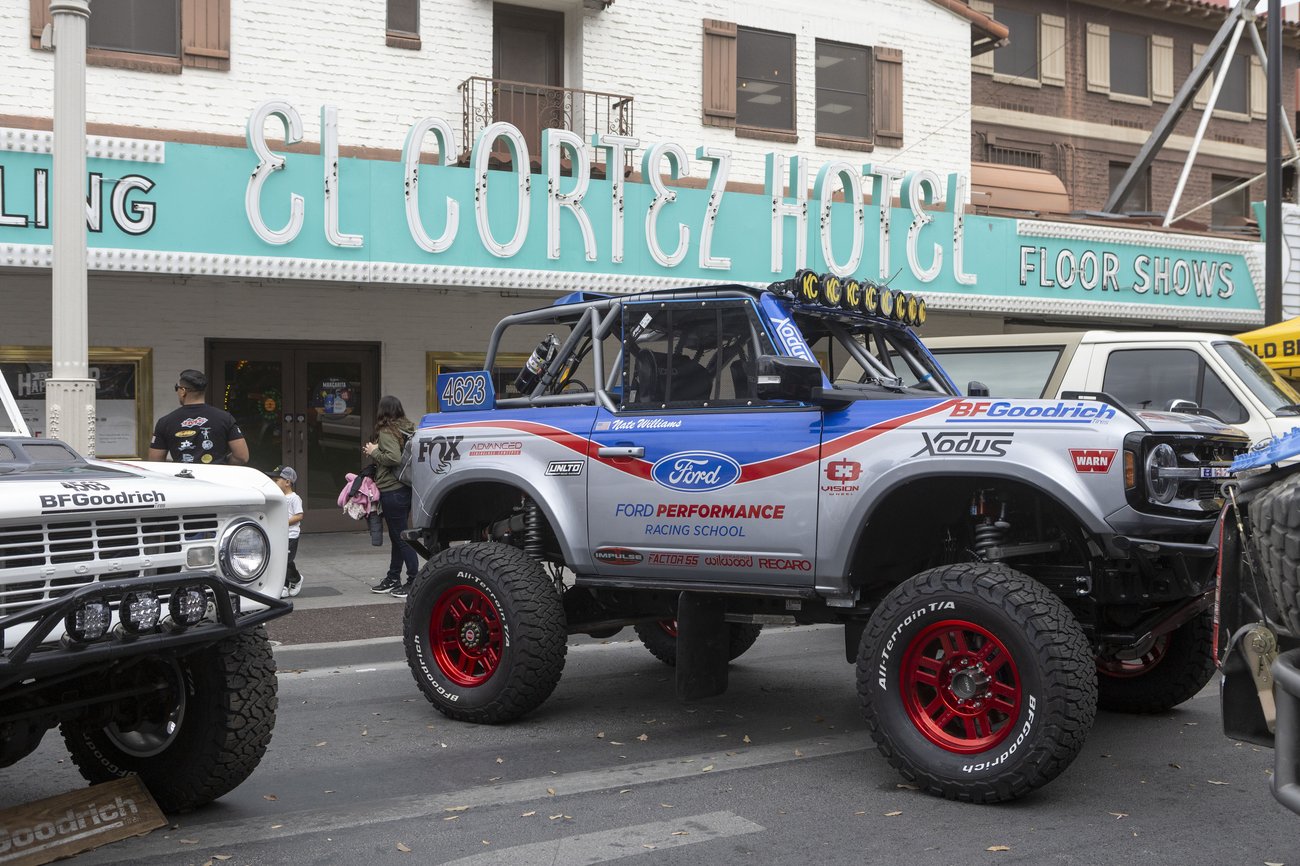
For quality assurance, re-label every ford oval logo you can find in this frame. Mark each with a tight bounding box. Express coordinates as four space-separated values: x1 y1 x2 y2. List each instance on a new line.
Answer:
651 451 742 493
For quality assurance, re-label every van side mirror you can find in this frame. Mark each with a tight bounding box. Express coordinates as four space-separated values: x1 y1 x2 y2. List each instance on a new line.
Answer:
967 380 990 398
1167 398 1199 414
756 355 823 402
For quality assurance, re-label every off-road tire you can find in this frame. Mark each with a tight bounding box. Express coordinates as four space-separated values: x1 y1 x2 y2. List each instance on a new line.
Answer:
1096 608 1216 713
633 620 763 666
856 563 1097 804
1247 472 1300 633
404 542 566 724
60 627 277 813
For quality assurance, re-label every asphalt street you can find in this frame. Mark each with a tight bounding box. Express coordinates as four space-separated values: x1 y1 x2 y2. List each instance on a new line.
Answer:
3 618 1298 866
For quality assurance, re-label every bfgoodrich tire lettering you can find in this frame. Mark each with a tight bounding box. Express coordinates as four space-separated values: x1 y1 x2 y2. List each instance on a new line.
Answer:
404 542 566 724
856 563 1096 803
60 628 277 813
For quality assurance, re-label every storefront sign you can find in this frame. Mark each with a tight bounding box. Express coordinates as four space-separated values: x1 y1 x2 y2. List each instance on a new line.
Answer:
0 104 1265 322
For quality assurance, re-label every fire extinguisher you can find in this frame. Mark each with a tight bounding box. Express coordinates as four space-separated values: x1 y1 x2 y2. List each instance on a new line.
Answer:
514 334 560 396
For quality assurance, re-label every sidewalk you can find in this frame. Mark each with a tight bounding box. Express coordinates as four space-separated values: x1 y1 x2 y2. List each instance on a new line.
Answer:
266 529 407 646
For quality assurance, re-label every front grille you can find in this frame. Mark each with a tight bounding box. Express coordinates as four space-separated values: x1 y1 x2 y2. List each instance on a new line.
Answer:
0 513 218 618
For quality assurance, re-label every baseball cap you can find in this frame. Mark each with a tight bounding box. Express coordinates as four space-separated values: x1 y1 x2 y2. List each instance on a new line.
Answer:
269 465 297 484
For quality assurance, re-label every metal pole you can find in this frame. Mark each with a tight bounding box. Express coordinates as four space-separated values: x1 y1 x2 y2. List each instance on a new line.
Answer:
1267 0 1283 325
46 0 95 454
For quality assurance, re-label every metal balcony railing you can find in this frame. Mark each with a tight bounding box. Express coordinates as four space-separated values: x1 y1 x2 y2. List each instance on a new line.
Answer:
459 76 635 172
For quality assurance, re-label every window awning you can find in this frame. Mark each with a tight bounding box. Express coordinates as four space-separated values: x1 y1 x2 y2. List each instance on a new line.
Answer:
970 161 1072 215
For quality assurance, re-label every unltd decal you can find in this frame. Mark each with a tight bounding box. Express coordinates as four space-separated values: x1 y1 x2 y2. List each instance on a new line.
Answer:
912 431 1013 457
546 460 584 476
947 401 1116 422
594 547 643 565
1069 448 1116 473
468 440 522 456
650 451 742 493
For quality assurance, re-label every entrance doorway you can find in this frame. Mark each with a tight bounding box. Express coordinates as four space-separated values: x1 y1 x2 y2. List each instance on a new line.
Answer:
208 340 380 532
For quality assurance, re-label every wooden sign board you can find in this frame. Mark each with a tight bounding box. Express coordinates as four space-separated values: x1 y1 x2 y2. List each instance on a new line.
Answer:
0 777 166 866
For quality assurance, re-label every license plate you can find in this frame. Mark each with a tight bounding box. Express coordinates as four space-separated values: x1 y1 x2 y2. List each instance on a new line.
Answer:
1200 466 1232 478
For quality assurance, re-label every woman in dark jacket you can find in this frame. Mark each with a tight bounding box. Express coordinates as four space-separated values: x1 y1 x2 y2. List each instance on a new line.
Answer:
362 395 419 596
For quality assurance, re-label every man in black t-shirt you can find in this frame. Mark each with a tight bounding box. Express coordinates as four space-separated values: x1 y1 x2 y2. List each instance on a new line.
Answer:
148 369 249 465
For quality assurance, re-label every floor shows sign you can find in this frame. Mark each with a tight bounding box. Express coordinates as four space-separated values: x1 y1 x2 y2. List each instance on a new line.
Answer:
0 776 165 866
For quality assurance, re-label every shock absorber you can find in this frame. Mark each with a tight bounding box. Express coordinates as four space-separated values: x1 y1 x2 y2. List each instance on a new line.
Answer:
523 497 544 559
971 490 1010 560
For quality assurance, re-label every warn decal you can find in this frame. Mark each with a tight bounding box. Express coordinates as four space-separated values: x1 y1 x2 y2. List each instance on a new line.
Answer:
1070 448 1116 473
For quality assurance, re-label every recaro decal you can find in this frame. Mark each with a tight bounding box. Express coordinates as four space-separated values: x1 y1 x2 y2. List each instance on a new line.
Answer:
1069 448 1116 473
650 451 741 493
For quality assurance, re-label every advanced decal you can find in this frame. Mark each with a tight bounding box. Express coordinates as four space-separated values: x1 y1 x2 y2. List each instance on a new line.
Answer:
1069 448 1116 473
468 440 522 456
650 451 742 493
41 489 166 512
947 401 1116 423
912 431 1013 457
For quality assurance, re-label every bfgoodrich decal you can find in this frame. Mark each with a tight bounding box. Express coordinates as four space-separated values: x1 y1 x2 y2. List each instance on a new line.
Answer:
650 451 742 493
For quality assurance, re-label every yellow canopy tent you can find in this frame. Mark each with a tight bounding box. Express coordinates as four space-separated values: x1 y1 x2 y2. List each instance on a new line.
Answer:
1237 317 1300 378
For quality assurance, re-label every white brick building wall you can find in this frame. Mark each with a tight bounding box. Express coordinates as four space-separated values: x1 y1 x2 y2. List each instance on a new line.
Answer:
1 0 973 182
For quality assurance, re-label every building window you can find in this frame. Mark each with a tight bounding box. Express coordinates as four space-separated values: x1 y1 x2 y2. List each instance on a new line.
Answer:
30 0 229 73
993 8 1038 81
1109 162 1151 213
1109 31 1150 99
1219 54 1250 115
737 27 795 133
816 41 871 142
988 145 1042 169
1211 175 1251 229
387 0 421 49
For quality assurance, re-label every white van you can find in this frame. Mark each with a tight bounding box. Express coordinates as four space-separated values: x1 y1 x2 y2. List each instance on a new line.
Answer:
924 331 1300 447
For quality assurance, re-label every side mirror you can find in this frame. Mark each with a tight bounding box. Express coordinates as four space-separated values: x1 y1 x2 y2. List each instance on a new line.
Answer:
1167 398 1199 414
756 355 823 402
967 380 990 398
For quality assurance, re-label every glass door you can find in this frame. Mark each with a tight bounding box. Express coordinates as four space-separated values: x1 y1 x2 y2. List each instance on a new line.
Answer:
209 341 379 532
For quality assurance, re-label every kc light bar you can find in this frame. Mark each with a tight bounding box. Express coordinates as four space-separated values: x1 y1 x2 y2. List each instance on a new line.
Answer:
770 269 927 327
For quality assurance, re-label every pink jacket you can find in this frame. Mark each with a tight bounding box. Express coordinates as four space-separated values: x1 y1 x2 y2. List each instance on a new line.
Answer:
338 472 381 519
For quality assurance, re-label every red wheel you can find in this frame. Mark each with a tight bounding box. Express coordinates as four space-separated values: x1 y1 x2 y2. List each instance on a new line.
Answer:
1095 609 1215 713
1096 635 1168 680
658 619 678 639
431 585 504 687
899 619 1021 754
634 619 762 666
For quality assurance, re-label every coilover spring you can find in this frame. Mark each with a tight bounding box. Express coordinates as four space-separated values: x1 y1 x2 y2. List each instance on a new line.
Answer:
972 519 1009 559
523 498 543 558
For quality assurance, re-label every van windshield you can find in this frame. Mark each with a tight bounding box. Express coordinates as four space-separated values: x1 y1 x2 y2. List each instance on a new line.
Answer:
1214 341 1300 415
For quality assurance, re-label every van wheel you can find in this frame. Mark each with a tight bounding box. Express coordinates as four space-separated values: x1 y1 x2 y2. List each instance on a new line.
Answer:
857 563 1096 803
633 620 763 666
405 542 566 724
1096 608 1216 713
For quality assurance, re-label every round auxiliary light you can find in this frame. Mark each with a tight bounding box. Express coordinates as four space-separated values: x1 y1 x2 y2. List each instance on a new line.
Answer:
65 599 112 642
893 292 911 323
862 281 880 316
906 294 920 325
119 590 161 634
819 273 843 308
843 279 863 312
796 269 820 304
878 287 896 320
914 298 928 327
169 585 209 628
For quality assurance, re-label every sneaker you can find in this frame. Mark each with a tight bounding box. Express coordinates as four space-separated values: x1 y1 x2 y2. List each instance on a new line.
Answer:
286 576 303 598
371 575 400 594
389 582 410 599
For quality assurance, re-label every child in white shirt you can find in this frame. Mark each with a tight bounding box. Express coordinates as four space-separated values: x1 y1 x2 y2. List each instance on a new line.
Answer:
270 466 304 598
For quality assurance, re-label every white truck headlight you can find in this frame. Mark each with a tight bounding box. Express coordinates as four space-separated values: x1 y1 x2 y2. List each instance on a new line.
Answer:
219 521 270 583
1144 443 1179 504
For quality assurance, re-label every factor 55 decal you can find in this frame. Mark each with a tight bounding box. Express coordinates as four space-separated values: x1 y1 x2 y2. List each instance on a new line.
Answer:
650 451 741 493
1069 448 1116 473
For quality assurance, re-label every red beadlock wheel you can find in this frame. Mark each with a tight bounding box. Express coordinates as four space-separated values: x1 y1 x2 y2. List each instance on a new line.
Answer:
431 584 504 687
899 619 1022 754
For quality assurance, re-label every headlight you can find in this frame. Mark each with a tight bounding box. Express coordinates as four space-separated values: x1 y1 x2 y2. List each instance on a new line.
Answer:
219 520 270 583
1144 443 1178 504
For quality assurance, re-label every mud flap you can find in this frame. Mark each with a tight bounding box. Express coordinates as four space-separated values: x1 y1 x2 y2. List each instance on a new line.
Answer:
1220 626 1276 748
675 593 728 701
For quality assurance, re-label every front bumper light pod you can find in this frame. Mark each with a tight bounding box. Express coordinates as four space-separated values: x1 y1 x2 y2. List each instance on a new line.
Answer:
65 599 112 642
169 585 209 627
219 520 270 583
119 590 161 634
1144 443 1179 504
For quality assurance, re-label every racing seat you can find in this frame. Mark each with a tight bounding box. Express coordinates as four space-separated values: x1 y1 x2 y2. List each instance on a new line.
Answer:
630 350 713 404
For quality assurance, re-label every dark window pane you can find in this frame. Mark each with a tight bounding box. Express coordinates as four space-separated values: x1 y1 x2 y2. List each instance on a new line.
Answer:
1110 30 1149 97
1211 174 1251 228
738 28 795 131
1200 368 1248 424
88 0 178 57
1102 349 1202 411
388 0 419 34
993 8 1038 80
1219 53 1249 114
816 41 870 139
1108 162 1150 212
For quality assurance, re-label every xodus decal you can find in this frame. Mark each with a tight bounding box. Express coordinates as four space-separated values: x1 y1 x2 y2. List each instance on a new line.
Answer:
418 435 464 475
650 451 741 493
911 431 1012 458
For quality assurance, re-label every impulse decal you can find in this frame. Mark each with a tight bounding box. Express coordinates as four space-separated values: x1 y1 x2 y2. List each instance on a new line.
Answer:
1069 448 1116 473
594 547 643 565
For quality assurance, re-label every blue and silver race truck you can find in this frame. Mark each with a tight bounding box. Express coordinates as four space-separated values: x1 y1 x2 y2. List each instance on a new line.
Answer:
399 271 1246 804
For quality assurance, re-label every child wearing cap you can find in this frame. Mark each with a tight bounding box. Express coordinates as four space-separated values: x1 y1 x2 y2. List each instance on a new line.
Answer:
271 466 304 598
